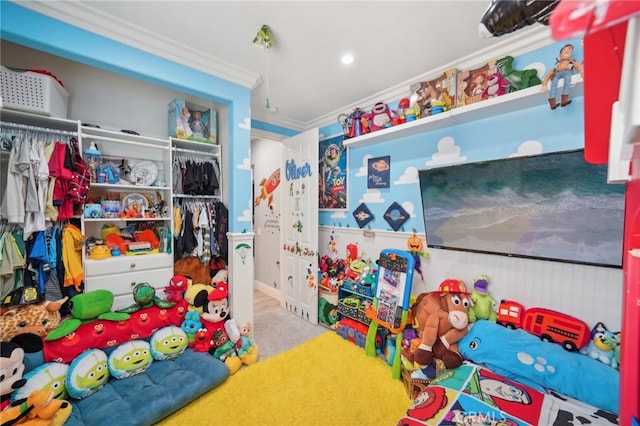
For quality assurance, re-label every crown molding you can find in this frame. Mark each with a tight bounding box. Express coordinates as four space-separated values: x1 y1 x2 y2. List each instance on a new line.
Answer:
251 129 287 142
305 25 553 131
251 108 306 132
14 0 261 89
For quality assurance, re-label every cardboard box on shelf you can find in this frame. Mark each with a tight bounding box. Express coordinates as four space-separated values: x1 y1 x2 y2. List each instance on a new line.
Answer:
168 98 217 144
456 59 504 107
409 67 457 117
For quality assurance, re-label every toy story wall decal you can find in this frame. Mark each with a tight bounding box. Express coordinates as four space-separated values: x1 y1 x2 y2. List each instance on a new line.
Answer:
255 168 280 207
319 137 347 210
367 155 390 189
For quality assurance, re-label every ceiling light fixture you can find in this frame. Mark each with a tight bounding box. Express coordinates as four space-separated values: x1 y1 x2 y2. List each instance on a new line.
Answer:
341 54 354 65
253 24 278 113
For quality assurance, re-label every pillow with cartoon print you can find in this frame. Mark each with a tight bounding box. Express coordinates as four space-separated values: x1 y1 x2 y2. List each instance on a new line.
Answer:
11 362 69 402
65 349 109 400
107 340 153 379
150 326 189 360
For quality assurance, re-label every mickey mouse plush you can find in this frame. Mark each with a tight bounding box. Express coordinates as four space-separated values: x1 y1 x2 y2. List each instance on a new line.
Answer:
1 341 26 411
200 283 240 344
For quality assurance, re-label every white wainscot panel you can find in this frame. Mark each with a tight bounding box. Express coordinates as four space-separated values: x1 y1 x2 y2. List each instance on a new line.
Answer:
319 226 623 331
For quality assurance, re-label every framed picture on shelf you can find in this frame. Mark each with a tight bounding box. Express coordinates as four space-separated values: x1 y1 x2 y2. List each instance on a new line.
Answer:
319 137 348 210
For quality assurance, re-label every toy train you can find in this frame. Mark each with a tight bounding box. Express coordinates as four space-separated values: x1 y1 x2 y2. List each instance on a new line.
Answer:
496 300 590 351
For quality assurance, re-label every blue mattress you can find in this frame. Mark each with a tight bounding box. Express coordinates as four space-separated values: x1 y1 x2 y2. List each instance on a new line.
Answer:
64 349 229 426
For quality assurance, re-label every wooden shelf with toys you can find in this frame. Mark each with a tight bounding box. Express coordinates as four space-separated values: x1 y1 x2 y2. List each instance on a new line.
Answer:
343 74 584 148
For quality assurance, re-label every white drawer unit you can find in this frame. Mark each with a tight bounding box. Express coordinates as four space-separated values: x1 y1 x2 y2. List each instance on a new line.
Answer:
84 267 174 311
84 253 173 277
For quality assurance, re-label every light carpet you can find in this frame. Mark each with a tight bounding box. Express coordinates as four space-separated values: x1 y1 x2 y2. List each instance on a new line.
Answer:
157 331 410 426
253 306 328 360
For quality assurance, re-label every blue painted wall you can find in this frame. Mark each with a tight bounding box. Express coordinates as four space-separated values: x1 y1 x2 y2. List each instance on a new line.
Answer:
317 40 586 232
0 2 252 233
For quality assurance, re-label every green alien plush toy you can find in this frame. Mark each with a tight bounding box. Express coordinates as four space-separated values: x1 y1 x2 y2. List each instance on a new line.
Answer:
468 275 498 323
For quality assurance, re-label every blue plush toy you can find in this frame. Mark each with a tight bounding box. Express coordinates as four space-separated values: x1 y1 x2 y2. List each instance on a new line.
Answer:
181 311 203 343
579 322 620 370
459 320 619 414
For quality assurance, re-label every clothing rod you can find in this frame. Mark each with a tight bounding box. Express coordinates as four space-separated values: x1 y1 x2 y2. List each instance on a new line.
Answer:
0 121 78 137
172 146 218 156
173 194 220 199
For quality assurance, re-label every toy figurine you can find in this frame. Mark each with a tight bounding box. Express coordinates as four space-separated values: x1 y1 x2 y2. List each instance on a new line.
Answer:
119 159 131 182
541 44 584 110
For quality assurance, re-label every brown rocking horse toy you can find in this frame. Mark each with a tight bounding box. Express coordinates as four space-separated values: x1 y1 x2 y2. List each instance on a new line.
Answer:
410 279 473 369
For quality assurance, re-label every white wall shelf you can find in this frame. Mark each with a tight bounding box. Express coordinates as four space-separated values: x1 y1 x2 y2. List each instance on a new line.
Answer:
170 137 219 153
343 77 584 148
83 217 170 222
90 183 170 191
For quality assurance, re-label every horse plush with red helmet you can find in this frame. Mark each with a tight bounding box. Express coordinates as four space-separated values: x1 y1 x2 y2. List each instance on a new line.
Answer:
410 279 473 369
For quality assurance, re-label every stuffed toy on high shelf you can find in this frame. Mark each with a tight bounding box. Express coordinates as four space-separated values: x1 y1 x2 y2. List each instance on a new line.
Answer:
541 43 584 110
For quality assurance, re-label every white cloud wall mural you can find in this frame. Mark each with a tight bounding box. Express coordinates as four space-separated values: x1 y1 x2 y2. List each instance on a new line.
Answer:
402 201 417 218
356 154 373 177
238 117 251 130
395 166 419 185
360 189 384 204
331 211 347 219
237 198 252 223
510 140 543 157
237 148 251 170
426 136 466 166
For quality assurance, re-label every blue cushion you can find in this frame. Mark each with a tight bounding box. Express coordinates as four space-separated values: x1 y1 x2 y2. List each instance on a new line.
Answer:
459 320 620 414
64 349 229 426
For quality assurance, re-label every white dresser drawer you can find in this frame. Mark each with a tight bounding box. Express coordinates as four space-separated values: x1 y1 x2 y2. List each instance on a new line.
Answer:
84 253 173 277
84 267 173 310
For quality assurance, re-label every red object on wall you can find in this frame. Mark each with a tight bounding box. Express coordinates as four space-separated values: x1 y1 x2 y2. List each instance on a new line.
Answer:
550 0 640 40
620 145 640 423
582 21 628 164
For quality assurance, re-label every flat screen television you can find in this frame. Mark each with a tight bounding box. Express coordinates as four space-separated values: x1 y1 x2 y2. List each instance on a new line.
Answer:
418 149 626 268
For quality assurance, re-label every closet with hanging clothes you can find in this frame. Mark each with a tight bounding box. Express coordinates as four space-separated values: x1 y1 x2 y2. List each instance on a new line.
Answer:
171 138 225 273
0 109 84 307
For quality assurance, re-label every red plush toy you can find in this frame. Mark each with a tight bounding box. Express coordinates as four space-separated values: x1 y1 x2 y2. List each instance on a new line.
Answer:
164 275 188 303
188 328 212 353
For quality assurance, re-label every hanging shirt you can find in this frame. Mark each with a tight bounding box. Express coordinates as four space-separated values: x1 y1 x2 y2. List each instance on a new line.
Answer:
0 135 26 224
196 204 210 258
172 159 183 194
24 140 50 240
0 231 25 300
62 224 84 291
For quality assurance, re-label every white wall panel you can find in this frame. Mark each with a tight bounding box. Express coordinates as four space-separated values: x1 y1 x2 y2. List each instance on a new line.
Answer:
320 226 623 331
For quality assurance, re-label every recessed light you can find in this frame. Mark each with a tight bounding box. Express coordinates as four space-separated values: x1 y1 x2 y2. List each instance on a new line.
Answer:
341 54 354 65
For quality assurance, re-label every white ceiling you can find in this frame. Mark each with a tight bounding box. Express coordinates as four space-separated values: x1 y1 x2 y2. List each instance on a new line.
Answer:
17 1 552 131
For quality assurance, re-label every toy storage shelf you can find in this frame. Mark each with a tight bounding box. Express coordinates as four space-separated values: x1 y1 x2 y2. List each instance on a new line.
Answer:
80 125 174 311
337 280 375 326
343 76 584 148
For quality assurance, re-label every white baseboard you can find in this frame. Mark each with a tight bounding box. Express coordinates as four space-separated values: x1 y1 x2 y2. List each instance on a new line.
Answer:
254 280 281 302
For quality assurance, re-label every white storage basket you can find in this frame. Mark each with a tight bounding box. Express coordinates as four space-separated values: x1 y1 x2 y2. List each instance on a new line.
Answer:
0 66 69 118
